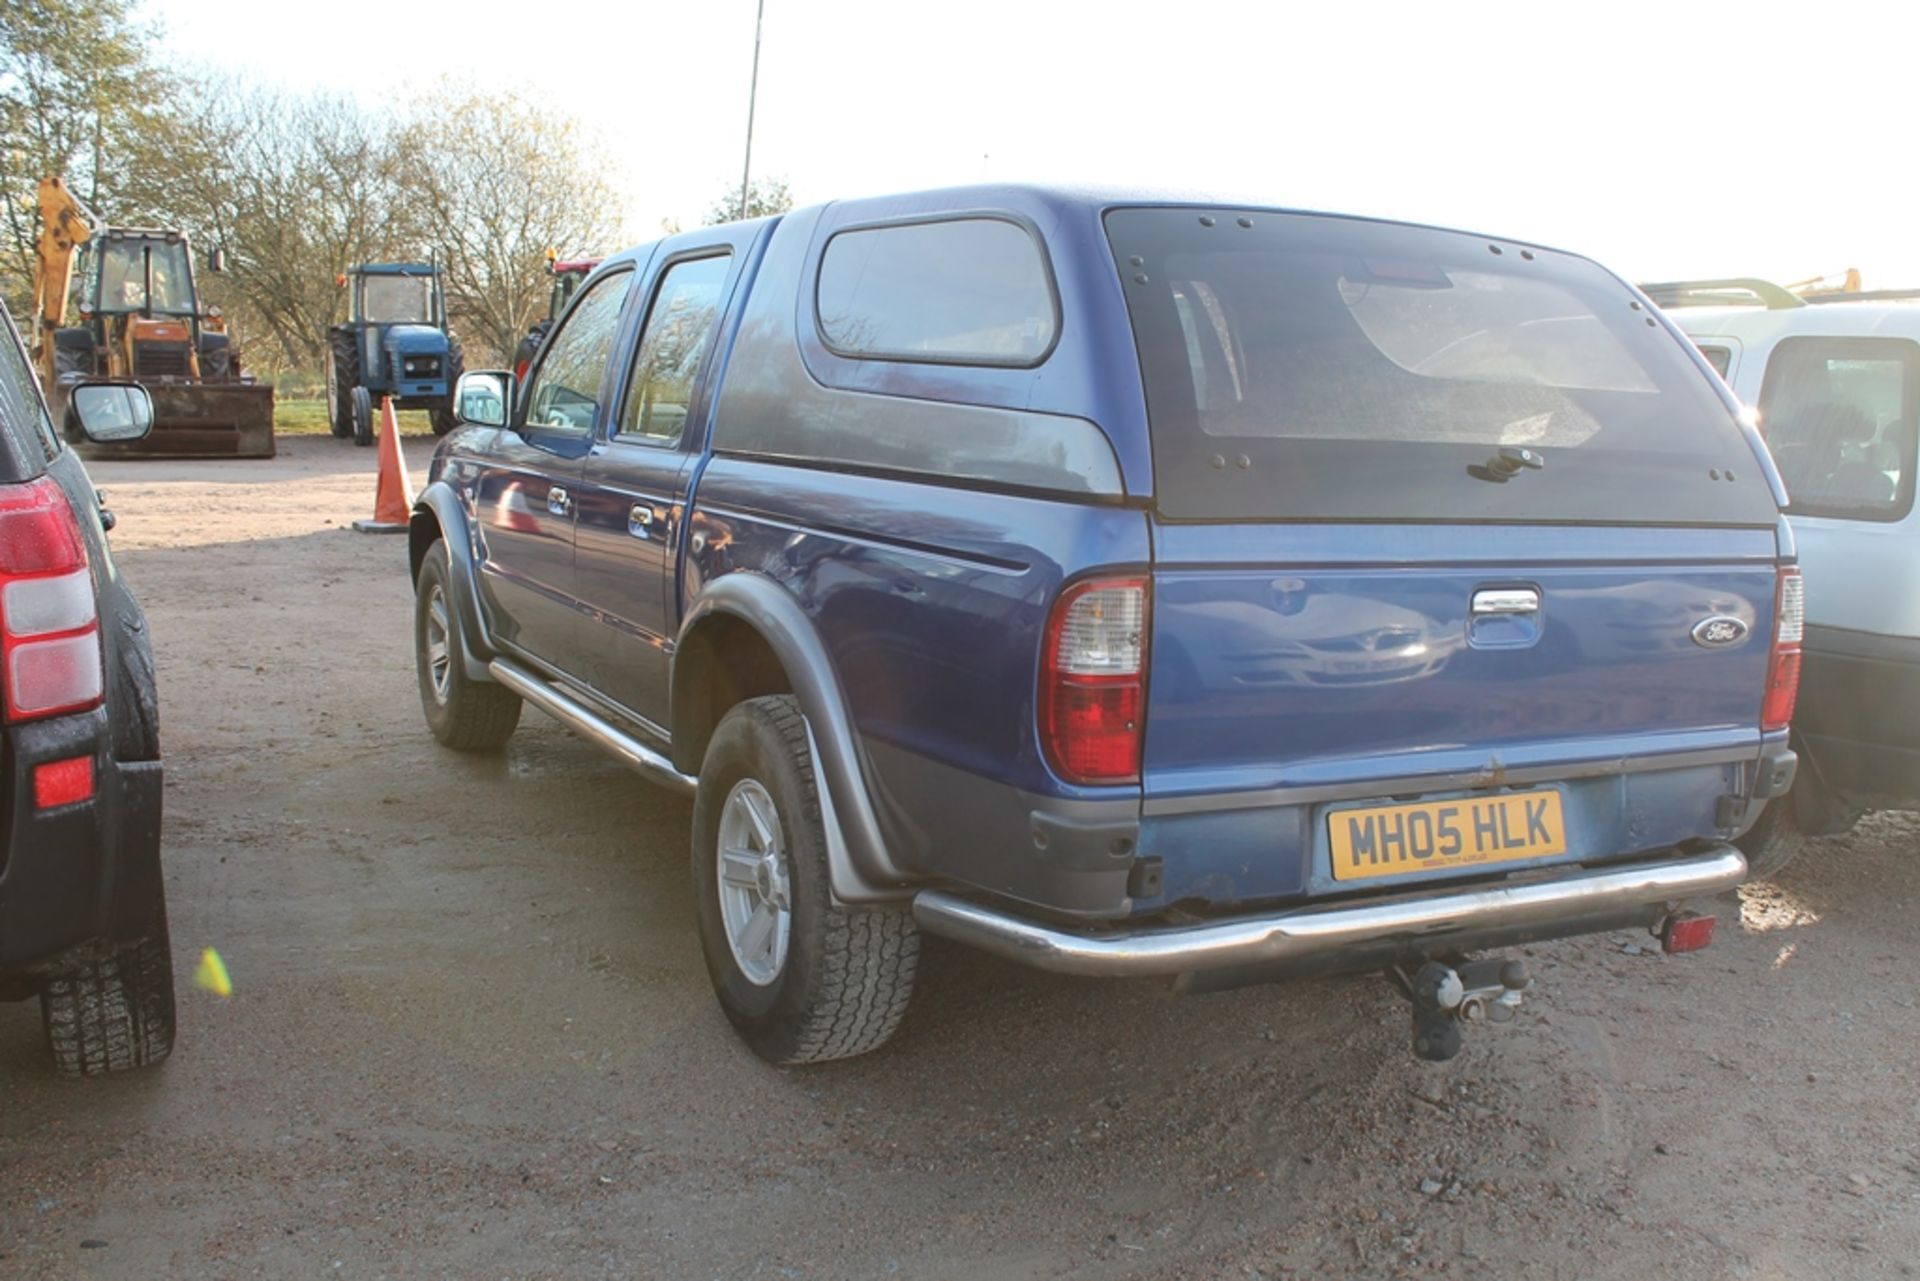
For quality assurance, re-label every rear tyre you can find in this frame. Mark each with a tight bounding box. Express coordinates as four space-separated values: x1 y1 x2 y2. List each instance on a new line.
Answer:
692 695 919 1065
433 332 465 436
414 542 520 750
327 331 358 439
41 910 176 1077
351 385 373 447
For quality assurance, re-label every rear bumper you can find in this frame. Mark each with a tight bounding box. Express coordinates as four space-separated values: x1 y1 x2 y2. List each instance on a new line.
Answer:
912 845 1746 980
0 710 165 973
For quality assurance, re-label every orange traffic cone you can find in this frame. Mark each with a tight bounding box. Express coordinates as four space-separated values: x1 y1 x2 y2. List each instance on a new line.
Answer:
352 396 414 534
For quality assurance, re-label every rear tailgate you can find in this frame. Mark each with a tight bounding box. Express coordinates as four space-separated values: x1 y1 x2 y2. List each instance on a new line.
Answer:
1105 205 1785 906
1146 523 1778 888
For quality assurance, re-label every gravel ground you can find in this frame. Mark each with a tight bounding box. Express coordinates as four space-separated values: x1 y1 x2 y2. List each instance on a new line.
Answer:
1 437 1916 1280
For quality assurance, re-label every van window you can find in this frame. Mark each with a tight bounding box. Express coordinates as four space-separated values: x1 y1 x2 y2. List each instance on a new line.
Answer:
619 254 731 445
816 218 1055 366
1105 207 1778 526
523 270 632 434
1696 344 1734 379
1758 336 1917 521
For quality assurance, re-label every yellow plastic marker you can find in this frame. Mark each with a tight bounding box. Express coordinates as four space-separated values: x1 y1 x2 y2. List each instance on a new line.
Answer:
194 947 232 998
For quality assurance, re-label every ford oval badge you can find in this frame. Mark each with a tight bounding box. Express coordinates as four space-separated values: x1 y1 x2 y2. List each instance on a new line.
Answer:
1691 616 1749 648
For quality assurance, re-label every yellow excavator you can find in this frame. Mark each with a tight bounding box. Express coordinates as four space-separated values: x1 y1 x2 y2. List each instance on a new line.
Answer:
31 176 274 458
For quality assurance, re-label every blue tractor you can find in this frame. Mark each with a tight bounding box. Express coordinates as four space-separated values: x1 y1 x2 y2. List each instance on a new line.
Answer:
326 262 465 444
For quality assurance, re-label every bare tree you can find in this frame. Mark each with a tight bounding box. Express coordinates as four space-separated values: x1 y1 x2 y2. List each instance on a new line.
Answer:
162 82 402 373
390 88 621 363
704 177 793 227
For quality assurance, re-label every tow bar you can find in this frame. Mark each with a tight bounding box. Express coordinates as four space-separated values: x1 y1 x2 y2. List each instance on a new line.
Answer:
1392 957 1531 1062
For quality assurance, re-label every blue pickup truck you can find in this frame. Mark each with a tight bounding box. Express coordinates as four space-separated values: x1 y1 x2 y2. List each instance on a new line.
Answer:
408 186 1799 1065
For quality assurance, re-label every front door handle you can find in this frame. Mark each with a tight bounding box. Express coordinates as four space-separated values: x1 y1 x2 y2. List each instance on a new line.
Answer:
628 503 656 539
547 486 570 516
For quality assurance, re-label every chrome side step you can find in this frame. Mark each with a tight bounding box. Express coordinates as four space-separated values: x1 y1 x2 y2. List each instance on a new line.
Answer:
487 658 695 796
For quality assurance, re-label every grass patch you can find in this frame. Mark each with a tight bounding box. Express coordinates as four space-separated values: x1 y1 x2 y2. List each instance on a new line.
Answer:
275 397 436 436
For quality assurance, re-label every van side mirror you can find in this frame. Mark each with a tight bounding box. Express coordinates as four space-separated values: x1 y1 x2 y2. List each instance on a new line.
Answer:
454 370 512 429
207 246 228 274
65 382 154 444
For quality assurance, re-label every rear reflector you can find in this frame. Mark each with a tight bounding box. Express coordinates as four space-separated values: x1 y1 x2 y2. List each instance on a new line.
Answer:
1040 577 1148 785
33 755 95 809
1762 568 1802 732
1661 912 1717 955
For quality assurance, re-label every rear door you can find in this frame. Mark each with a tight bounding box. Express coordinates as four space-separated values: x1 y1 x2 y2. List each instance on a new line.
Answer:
472 267 634 671
575 244 745 723
1105 207 1785 887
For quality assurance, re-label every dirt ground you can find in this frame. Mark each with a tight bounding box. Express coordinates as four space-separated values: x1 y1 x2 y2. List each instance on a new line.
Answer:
1 437 1917 1280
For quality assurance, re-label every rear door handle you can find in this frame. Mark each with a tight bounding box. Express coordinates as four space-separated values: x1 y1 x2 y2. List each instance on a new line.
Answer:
1472 588 1539 615
547 486 570 516
628 503 656 538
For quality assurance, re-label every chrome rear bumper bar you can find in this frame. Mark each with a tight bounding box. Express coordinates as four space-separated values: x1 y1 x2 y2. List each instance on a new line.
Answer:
911 847 1747 978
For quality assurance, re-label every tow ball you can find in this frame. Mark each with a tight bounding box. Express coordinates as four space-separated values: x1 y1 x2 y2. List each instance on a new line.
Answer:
1391 957 1531 1062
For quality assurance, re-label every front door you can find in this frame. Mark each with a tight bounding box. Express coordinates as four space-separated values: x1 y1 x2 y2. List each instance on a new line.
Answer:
575 249 742 724
472 267 635 672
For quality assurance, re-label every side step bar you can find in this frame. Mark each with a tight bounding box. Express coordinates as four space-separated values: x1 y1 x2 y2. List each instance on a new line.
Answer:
487 658 695 796
912 847 1748 979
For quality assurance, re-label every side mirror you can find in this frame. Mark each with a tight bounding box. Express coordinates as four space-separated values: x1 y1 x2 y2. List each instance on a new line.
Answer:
454 370 512 429
66 382 154 444
207 246 228 274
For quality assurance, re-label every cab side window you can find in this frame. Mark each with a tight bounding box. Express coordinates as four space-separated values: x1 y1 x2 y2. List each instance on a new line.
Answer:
1759 336 1917 521
618 254 732 445
523 271 633 434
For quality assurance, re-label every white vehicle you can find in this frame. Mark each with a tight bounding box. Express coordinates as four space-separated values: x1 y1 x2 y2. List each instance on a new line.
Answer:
1655 280 1920 872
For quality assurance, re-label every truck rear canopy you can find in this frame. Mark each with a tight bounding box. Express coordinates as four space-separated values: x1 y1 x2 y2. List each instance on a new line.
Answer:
1104 207 1778 526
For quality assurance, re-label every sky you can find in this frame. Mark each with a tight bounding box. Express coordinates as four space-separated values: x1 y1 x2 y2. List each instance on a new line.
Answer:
142 0 1919 288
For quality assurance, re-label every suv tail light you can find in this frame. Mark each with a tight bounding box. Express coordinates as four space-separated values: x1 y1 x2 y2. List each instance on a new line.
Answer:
0 475 102 722
1762 567 1802 732
1040 577 1147 786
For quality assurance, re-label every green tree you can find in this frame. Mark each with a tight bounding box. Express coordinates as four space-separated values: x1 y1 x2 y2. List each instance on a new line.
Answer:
0 0 175 313
704 176 793 227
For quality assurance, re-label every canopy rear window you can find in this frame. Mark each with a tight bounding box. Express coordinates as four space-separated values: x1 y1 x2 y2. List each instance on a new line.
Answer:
1106 207 1779 525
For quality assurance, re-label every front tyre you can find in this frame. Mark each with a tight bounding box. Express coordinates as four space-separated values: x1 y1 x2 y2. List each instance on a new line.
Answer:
693 695 918 1064
433 332 466 436
351 385 374 447
414 542 521 750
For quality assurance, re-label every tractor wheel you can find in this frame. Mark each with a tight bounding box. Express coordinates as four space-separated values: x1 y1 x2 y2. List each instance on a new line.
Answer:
433 332 466 435
351 385 374 447
327 330 358 439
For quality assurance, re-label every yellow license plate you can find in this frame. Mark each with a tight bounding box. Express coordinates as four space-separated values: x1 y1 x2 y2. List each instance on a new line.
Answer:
1328 790 1566 882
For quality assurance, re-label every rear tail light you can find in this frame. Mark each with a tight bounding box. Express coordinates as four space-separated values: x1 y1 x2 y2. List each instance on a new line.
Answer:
1040 577 1147 786
0 476 102 723
1762 568 1802 732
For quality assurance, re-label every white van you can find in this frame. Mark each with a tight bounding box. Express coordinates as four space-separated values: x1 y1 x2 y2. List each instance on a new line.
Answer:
1657 280 1920 872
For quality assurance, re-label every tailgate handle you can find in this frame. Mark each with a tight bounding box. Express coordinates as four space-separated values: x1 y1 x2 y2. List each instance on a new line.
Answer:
1472 588 1539 616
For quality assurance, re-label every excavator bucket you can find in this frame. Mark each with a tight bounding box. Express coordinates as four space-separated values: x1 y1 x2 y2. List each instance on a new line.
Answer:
76 382 276 460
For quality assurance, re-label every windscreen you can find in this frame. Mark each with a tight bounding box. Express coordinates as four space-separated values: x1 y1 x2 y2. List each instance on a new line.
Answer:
1106 208 1779 525
95 239 194 315
361 275 435 324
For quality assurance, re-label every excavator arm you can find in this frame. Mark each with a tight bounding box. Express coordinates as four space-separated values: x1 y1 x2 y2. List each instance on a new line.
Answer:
30 176 96 383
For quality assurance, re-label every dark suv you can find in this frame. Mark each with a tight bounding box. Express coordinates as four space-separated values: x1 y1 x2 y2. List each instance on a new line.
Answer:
411 186 1798 1065
0 301 172 1076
